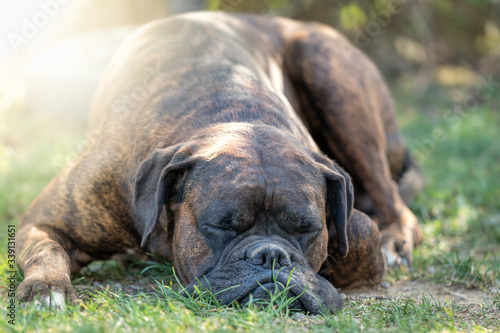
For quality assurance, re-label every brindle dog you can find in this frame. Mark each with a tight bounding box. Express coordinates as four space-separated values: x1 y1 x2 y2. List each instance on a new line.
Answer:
17 12 423 314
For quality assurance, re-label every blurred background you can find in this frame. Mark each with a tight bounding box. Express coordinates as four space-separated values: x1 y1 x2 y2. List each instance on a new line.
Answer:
1 0 499 121
0 0 500 120
0 1 499 257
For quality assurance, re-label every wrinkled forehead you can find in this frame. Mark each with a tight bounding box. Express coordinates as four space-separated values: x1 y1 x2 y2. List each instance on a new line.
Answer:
188 143 326 217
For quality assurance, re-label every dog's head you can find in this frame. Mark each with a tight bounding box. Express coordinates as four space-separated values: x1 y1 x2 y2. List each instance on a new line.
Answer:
133 123 353 314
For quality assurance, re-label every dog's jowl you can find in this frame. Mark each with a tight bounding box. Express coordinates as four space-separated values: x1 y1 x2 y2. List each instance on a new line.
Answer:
17 12 423 314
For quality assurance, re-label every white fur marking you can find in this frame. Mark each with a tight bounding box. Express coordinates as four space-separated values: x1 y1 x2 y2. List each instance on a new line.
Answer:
382 247 399 267
50 291 66 309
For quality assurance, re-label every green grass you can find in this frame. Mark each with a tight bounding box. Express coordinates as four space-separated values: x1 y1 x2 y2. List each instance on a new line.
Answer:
1 84 499 332
396 83 500 294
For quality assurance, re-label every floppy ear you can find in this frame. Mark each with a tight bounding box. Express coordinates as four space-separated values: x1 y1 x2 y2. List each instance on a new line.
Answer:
133 143 197 247
314 154 354 258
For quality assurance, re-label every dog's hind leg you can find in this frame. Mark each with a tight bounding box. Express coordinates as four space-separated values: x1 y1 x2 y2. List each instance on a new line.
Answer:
283 23 422 267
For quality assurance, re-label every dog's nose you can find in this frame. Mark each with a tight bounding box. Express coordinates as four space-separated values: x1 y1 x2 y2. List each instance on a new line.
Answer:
246 243 291 269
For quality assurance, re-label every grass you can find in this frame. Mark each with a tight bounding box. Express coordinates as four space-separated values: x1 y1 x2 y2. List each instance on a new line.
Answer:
396 83 500 294
1 82 499 332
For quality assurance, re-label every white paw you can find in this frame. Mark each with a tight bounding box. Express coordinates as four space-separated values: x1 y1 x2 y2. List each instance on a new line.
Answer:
34 290 66 310
51 290 66 309
381 247 409 268
382 247 398 267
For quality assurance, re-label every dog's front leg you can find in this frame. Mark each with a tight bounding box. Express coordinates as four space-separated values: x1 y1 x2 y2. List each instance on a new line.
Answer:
16 225 78 308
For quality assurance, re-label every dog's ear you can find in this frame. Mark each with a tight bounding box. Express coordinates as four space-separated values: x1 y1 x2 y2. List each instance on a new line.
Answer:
133 143 197 247
313 154 354 258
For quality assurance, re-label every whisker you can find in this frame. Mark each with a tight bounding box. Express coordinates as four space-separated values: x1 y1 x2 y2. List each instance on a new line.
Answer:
318 254 343 275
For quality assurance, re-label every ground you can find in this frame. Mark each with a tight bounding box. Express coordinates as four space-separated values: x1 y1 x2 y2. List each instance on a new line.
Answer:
0 83 499 332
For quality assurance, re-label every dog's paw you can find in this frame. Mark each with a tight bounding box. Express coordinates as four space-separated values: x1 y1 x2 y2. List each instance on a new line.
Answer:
380 208 423 268
17 276 79 310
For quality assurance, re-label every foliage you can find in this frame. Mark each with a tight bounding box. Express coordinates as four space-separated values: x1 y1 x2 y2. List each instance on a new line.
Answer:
207 0 500 83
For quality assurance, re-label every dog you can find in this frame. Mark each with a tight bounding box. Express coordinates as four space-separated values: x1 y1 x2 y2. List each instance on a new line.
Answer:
17 12 423 314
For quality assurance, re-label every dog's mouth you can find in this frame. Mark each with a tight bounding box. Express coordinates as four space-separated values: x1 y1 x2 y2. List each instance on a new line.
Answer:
236 279 307 312
184 269 342 315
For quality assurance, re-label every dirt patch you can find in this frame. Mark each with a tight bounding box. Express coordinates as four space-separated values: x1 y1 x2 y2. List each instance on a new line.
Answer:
343 279 498 305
